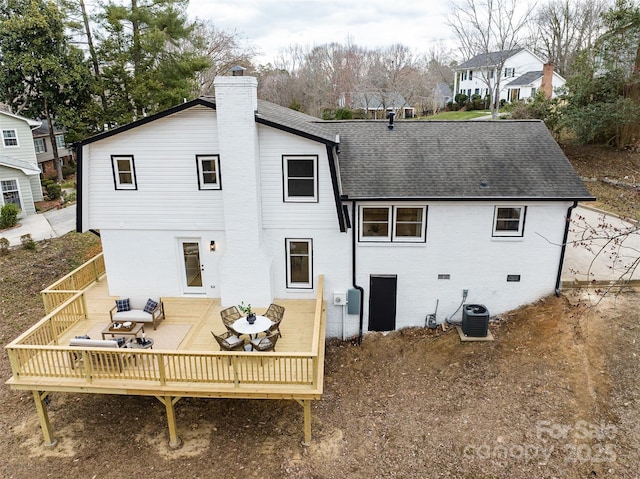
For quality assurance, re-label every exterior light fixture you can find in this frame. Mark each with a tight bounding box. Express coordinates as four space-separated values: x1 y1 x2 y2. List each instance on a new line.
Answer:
210 241 216 251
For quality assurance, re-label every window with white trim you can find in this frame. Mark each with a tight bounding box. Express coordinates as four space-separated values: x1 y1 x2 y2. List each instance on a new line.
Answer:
196 155 221 190
2 129 18 147
111 155 137 190
34 137 46 153
493 206 526 237
55 135 65 149
283 155 318 202
359 205 427 242
1 179 22 209
285 238 313 288
504 67 515 78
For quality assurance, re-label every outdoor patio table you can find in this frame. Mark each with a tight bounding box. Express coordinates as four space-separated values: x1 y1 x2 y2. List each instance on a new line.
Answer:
232 315 271 339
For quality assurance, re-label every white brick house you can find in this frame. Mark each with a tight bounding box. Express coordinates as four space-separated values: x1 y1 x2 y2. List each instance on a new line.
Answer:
76 73 592 339
453 48 566 103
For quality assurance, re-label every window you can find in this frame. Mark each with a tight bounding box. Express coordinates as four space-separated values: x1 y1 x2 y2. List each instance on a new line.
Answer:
1 179 21 209
196 155 221 190
504 67 515 78
508 88 520 101
55 135 65 149
285 238 313 288
489 69 495 79
461 71 467 81
34 138 46 153
2 129 18 147
283 155 318 202
469 70 473 80
530 87 537 98
493 206 526 237
360 205 427 242
111 155 137 190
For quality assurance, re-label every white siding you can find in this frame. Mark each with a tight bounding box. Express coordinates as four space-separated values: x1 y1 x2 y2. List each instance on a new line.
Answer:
259 126 339 229
0 168 36 216
84 106 224 231
0 114 39 163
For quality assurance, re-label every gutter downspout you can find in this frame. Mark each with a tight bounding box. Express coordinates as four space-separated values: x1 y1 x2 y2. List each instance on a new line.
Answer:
75 143 83 233
555 201 578 296
351 201 365 345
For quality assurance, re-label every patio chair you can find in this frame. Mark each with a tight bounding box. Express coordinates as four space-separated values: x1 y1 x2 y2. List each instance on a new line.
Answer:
249 331 279 352
264 303 285 337
220 306 242 335
211 330 245 352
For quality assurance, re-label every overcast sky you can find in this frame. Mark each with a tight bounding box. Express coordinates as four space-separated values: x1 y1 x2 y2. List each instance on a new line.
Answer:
186 0 457 64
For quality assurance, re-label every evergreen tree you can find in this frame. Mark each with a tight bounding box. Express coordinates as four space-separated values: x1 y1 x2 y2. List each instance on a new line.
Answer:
97 0 210 125
0 0 93 182
560 0 640 147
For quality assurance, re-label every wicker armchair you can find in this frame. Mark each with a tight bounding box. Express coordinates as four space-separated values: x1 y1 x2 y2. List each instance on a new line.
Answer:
220 306 242 334
264 303 285 337
211 330 245 352
249 331 279 352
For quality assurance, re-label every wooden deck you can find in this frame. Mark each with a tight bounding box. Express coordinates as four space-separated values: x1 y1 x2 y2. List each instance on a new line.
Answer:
5 254 326 448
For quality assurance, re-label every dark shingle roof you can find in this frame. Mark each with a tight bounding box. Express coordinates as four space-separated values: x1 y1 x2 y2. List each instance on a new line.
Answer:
326 120 592 200
256 100 336 142
506 71 543 86
456 48 524 70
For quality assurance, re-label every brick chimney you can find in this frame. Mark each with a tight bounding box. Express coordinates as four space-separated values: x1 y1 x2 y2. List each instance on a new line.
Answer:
541 63 554 99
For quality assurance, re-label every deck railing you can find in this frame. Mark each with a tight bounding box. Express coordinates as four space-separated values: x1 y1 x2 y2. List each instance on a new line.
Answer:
7 274 325 392
40 253 106 313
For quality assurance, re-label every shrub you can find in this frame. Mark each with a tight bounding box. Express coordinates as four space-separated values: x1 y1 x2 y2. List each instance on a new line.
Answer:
20 233 36 250
45 182 62 200
62 164 76 177
0 237 9 255
0 203 20 229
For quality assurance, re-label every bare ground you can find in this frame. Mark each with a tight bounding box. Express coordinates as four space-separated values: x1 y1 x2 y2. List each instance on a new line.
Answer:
1 144 639 478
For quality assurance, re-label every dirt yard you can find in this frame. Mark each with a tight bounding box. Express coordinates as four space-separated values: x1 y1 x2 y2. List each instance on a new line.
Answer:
0 144 638 478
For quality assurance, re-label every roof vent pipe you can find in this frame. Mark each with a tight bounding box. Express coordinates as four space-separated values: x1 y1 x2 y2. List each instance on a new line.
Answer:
387 111 395 130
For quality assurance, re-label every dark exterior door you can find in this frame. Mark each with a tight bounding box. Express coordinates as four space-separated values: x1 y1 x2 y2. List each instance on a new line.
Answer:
368 275 397 332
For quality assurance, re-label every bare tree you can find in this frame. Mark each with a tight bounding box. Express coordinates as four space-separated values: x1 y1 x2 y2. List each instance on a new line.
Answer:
193 21 255 96
448 0 534 119
526 0 609 77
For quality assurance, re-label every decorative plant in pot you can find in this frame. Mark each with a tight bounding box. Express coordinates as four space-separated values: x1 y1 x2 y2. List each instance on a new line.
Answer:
238 302 256 324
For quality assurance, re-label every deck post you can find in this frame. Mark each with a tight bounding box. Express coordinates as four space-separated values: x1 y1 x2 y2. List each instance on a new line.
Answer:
32 390 57 448
157 395 182 449
296 399 312 446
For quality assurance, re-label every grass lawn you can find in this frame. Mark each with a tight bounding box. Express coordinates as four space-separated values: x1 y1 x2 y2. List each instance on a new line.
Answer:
422 110 491 120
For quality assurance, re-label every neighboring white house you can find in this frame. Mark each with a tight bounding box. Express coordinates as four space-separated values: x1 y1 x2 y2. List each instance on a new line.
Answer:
0 111 43 217
76 73 592 339
453 48 566 103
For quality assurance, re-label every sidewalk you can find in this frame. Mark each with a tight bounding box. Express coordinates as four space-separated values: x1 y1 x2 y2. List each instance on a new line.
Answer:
0 205 76 247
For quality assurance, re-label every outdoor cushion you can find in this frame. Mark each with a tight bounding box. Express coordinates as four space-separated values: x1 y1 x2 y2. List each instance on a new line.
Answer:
225 335 243 347
144 299 158 314
69 338 120 348
115 298 130 312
